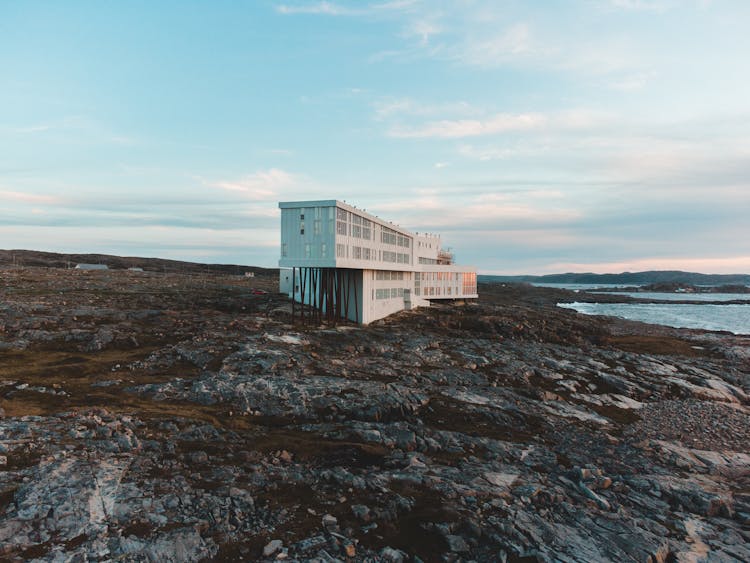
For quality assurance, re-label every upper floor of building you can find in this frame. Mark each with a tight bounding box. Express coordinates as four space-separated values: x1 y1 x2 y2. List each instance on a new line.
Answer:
279 200 468 272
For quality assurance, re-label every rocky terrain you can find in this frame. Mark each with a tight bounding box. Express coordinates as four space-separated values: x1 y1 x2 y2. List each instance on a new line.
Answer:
0 267 748 562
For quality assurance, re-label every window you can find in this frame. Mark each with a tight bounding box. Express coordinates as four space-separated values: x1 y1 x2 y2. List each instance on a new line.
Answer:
281 243 288 257
304 243 312 258
313 220 321 235
321 243 327 258
300 213 305 220
337 221 348 236
462 272 477 295
336 244 346 258
362 218 371 240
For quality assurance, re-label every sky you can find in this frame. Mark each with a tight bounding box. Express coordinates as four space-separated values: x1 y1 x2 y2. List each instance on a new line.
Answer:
1 0 749 274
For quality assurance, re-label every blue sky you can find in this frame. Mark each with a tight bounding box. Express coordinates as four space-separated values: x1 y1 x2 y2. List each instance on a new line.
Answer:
1 0 749 274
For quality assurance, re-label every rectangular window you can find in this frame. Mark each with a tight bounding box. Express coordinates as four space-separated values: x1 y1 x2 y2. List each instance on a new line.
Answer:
281 243 288 257
304 243 312 258
321 243 327 258
313 220 321 235
337 221 348 236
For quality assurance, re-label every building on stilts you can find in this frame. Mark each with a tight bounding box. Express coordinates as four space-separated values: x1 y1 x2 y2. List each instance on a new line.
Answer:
278 200 477 324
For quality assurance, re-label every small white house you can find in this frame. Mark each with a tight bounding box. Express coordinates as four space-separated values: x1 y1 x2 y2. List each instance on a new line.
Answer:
75 264 109 270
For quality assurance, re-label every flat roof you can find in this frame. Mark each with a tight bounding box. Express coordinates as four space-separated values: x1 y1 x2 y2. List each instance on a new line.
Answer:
278 200 418 238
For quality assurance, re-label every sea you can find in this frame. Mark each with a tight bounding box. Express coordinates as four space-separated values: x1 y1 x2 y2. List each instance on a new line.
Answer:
534 283 750 335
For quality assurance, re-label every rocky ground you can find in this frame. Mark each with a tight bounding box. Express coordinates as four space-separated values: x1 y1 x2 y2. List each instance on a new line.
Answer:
0 268 748 562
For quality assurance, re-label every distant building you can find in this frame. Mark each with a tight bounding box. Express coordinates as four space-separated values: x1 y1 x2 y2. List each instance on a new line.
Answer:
75 264 109 270
279 199 477 324
127 267 144 272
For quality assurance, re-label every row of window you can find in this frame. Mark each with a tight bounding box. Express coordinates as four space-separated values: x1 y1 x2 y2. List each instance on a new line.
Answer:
297 208 410 250
382 251 410 264
375 287 406 300
337 209 373 240
420 272 462 281
418 257 437 265
462 272 477 295
375 270 405 280
381 226 410 248
415 286 455 297
300 207 336 221
352 246 373 260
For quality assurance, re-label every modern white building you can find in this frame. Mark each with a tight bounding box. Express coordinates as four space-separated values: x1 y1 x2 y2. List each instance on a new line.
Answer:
279 200 477 324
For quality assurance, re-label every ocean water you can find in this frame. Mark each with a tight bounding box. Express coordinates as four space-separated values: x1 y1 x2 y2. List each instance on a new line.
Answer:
558 302 750 335
591 291 750 302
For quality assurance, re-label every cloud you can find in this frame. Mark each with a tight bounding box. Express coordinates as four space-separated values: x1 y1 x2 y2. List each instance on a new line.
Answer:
457 23 536 67
373 98 479 120
0 190 61 204
607 71 657 90
458 144 517 161
276 2 354 15
371 193 582 232
609 0 669 12
390 112 546 138
387 108 614 139
209 168 297 200
410 18 441 46
276 0 417 17
14 124 54 133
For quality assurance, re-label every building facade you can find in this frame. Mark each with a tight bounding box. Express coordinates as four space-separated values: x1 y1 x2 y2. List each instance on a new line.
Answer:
279 200 477 324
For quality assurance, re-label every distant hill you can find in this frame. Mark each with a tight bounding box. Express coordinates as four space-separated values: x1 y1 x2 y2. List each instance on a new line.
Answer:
479 270 750 286
0 249 277 276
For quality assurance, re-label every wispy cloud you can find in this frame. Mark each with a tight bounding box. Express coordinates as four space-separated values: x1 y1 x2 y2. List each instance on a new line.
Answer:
0 190 61 204
276 0 416 16
208 168 298 199
390 112 546 138
9 115 85 134
276 2 355 15
373 98 478 120
609 0 669 12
